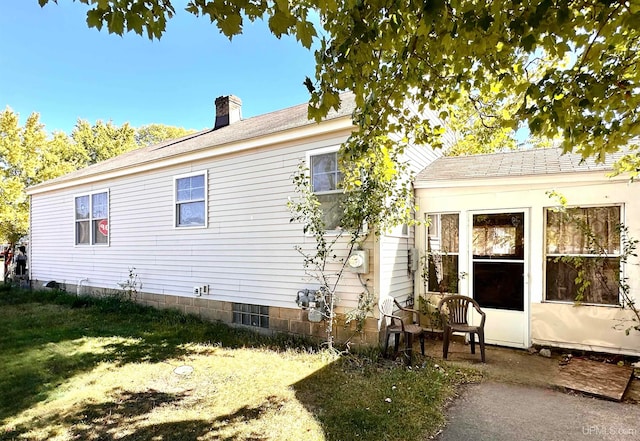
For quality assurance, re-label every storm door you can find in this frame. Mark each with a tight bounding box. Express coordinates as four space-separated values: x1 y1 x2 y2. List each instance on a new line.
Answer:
471 212 528 348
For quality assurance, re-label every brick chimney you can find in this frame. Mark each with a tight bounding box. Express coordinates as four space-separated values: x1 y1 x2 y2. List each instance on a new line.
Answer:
214 95 242 129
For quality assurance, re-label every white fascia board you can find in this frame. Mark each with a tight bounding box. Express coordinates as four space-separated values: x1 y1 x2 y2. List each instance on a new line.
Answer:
28 116 355 195
413 171 631 190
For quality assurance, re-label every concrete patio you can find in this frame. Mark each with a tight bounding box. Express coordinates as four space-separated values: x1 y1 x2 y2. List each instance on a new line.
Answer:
419 337 640 402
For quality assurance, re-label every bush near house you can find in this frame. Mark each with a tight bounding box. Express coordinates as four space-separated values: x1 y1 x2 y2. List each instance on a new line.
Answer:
0 286 478 441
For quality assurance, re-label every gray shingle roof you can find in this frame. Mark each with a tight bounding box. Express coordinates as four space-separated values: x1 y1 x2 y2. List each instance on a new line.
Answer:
415 147 627 183
30 93 356 190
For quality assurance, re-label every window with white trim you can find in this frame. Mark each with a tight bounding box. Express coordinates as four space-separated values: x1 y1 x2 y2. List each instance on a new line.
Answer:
75 191 109 246
310 150 345 230
545 205 621 305
175 172 206 227
426 213 459 293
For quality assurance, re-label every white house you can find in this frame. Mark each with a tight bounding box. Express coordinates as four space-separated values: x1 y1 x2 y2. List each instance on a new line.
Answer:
414 148 640 356
26 93 441 345
28 92 638 355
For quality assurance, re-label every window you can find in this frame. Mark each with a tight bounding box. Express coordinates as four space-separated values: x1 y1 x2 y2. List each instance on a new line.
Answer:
232 303 269 328
75 191 109 246
472 213 524 260
426 213 459 293
175 172 206 227
310 150 345 230
545 206 621 305
472 212 525 311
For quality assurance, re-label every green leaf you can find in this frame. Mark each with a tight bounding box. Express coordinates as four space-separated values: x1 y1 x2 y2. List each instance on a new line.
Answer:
478 14 493 32
218 14 243 37
86 9 104 30
125 12 145 35
107 10 125 35
268 11 296 36
295 20 317 49
521 34 536 51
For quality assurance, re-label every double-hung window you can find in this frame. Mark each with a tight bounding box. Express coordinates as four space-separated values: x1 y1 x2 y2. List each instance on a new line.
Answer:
309 149 345 230
426 213 459 293
175 172 207 227
75 191 109 245
545 205 622 305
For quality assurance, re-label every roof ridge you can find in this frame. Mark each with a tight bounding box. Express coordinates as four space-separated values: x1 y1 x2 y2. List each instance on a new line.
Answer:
441 147 563 160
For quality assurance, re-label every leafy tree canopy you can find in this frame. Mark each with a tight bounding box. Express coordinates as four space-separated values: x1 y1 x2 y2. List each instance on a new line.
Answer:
0 107 193 243
135 124 196 147
0 109 47 244
71 119 138 165
39 0 640 176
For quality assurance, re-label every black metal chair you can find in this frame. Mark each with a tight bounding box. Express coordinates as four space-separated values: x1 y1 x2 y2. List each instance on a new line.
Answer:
438 295 486 363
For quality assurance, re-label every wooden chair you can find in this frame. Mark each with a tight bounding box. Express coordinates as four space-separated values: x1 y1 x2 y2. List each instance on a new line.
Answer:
378 295 425 363
437 295 486 363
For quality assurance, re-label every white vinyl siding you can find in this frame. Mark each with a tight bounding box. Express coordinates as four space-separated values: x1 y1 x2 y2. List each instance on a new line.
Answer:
379 235 414 306
380 140 441 305
29 133 369 309
29 120 444 321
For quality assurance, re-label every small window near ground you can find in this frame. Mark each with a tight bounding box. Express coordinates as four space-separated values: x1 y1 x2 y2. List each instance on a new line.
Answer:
232 303 269 328
310 150 345 230
426 213 459 293
175 172 206 227
75 191 109 246
545 206 621 305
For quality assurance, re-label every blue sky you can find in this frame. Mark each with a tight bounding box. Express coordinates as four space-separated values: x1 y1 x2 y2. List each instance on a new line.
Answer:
0 1 317 135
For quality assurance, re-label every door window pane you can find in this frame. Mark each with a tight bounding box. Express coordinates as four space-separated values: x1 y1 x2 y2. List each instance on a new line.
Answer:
473 213 524 259
473 261 525 311
471 212 525 311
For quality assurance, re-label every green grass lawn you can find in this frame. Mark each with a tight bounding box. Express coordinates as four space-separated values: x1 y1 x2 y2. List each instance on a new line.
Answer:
0 285 478 441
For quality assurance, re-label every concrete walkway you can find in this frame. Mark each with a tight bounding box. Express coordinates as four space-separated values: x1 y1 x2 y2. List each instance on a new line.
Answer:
420 341 640 440
435 382 640 441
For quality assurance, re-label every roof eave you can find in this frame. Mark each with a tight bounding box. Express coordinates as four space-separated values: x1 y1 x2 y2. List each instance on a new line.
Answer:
414 169 629 189
27 115 355 196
